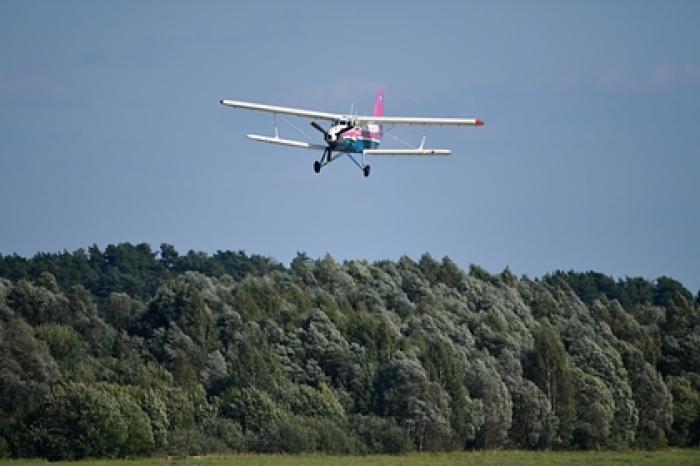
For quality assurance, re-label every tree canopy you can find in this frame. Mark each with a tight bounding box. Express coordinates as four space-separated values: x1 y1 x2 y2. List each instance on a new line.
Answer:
1 245 699 459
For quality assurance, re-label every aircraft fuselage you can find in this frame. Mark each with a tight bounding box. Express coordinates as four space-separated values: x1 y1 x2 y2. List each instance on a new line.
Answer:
328 121 382 153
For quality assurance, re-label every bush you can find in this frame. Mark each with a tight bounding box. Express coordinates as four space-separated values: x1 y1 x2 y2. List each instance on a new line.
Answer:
0 436 8 459
248 416 317 453
351 415 413 454
206 418 246 452
25 382 154 460
306 417 359 454
160 428 228 456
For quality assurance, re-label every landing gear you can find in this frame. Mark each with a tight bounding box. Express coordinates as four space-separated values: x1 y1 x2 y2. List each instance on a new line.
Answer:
311 144 369 177
307 120 372 177
314 147 331 173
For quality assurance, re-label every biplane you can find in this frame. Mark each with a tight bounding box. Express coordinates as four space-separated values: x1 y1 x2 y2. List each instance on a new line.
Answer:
219 91 483 177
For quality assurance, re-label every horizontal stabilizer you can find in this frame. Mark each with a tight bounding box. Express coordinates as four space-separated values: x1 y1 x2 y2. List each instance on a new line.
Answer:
247 134 326 151
363 148 451 157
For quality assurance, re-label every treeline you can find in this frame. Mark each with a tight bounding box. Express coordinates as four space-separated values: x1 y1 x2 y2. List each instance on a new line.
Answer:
0 243 699 460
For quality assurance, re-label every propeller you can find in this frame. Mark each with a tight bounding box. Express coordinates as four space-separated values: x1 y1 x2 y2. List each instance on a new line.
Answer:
310 120 356 165
310 120 355 144
310 121 329 139
338 124 355 137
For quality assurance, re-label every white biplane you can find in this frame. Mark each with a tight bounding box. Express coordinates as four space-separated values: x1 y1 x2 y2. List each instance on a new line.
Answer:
219 91 483 177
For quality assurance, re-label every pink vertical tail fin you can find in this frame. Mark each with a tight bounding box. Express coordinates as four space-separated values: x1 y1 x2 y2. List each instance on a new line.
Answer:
373 90 384 141
373 90 384 116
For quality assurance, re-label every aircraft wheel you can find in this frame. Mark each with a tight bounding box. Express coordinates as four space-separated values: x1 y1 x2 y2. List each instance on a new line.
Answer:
363 165 370 177
314 161 321 173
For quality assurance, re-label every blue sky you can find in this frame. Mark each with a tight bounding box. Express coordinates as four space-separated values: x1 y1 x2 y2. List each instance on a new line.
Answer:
1 1 699 292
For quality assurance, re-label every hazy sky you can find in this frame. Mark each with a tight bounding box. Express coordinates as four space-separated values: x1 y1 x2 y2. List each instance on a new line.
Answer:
1 1 699 292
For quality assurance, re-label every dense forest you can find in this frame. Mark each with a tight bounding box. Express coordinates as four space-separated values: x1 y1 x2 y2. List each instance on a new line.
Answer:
1 243 699 460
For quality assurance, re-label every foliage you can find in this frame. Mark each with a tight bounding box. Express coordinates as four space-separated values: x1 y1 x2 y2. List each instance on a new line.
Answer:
0 244 699 459
22 382 154 460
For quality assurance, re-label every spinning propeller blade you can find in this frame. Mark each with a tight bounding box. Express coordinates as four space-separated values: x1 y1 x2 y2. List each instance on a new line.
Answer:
338 125 355 136
310 121 328 138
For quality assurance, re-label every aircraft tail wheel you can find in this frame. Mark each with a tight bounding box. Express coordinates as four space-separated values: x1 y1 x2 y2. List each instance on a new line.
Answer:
363 165 370 177
314 161 321 173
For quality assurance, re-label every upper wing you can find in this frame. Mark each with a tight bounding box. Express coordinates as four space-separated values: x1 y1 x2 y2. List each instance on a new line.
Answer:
219 99 342 122
355 116 484 126
220 98 484 127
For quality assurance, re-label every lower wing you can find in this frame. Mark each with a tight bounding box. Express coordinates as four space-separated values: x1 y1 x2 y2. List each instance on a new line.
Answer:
246 135 452 156
246 134 326 151
363 148 451 156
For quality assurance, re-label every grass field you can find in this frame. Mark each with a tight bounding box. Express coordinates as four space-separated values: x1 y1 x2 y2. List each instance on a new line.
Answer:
2 450 700 466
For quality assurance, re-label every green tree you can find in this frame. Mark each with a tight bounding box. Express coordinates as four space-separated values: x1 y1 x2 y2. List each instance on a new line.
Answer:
221 387 283 434
571 368 614 449
666 375 700 446
35 324 86 376
621 344 672 447
103 292 142 331
375 351 453 451
465 356 512 449
26 382 154 460
350 414 413 453
528 321 575 446
0 316 60 456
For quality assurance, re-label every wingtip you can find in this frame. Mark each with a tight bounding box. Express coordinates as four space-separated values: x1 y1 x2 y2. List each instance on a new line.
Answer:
475 118 485 126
